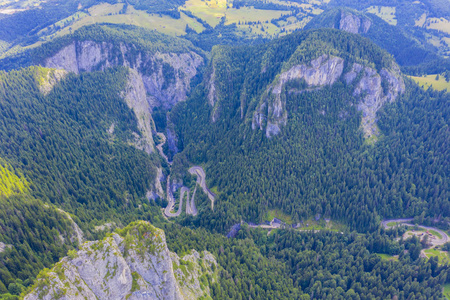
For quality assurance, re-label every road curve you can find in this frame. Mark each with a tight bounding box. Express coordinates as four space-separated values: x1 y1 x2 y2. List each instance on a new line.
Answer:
165 176 187 217
156 132 171 165
383 219 449 246
164 166 212 217
381 218 414 228
189 166 216 210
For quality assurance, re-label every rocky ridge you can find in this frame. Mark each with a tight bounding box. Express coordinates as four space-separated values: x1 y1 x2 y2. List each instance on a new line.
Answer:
44 41 203 109
25 221 217 300
252 55 345 137
252 55 404 139
44 40 204 153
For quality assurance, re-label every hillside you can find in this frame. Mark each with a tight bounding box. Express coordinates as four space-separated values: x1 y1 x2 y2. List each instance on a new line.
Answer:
0 3 449 299
305 7 450 74
170 29 449 233
24 221 218 300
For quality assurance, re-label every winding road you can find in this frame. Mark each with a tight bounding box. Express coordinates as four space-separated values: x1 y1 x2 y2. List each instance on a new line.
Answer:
158 133 214 217
383 219 449 246
164 166 214 217
156 132 171 165
189 166 216 210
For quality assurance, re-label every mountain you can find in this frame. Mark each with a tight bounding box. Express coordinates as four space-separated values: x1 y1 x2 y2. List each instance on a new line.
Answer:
24 221 218 300
170 29 449 233
0 3 449 299
305 7 450 73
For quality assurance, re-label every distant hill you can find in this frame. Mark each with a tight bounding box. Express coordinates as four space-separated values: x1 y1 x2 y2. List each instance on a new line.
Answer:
305 7 450 74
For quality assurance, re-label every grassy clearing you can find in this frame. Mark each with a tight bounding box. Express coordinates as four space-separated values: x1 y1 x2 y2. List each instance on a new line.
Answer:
264 209 293 225
366 6 397 25
443 283 450 300
182 0 227 28
45 4 193 38
376 253 398 261
224 7 289 25
425 17 450 34
409 74 450 92
386 222 398 227
424 248 450 265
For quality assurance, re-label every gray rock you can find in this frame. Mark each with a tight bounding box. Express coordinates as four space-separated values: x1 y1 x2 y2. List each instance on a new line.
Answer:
339 11 372 34
353 63 405 139
25 221 217 300
253 55 344 137
44 40 203 153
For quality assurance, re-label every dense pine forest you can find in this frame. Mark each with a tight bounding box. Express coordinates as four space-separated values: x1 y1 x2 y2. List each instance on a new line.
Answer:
170 29 449 233
0 1 448 298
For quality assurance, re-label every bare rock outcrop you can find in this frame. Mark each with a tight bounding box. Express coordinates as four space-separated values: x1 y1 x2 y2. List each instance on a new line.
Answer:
123 68 155 154
44 41 203 110
252 55 404 140
253 55 345 137
352 63 405 139
44 40 203 153
25 221 217 300
339 10 372 34
0 242 12 253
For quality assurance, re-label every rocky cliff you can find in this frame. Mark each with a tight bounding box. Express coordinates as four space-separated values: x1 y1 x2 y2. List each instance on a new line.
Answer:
25 221 217 300
44 40 203 110
339 10 372 34
252 55 345 137
44 40 203 153
351 62 405 139
252 55 404 140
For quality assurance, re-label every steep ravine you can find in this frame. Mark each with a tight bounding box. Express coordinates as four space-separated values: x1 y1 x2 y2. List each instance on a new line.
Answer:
25 221 218 300
44 39 204 153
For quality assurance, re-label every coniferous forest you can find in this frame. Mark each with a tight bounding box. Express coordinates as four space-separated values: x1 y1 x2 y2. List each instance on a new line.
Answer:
0 0 449 299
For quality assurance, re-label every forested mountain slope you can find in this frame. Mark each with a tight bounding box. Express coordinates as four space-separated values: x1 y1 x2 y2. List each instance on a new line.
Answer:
305 8 450 74
170 29 449 233
0 65 170 294
0 10 448 299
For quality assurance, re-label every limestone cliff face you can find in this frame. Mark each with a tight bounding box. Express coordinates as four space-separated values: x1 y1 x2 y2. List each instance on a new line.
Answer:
350 63 405 139
25 221 217 300
44 40 203 153
253 55 345 137
123 68 156 154
252 55 404 140
45 41 203 109
339 10 372 34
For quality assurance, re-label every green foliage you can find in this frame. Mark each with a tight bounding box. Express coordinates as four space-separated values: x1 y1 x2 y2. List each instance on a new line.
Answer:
0 194 75 294
164 222 450 299
0 66 165 297
171 29 449 233
0 161 28 197
0 24 203 71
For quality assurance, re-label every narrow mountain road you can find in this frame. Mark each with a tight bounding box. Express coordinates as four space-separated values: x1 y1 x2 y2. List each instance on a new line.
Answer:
164 166 212 217
189 166 216 210
381 219 414 228
164 176 185 217
383 219 449 246
156 132 171 165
